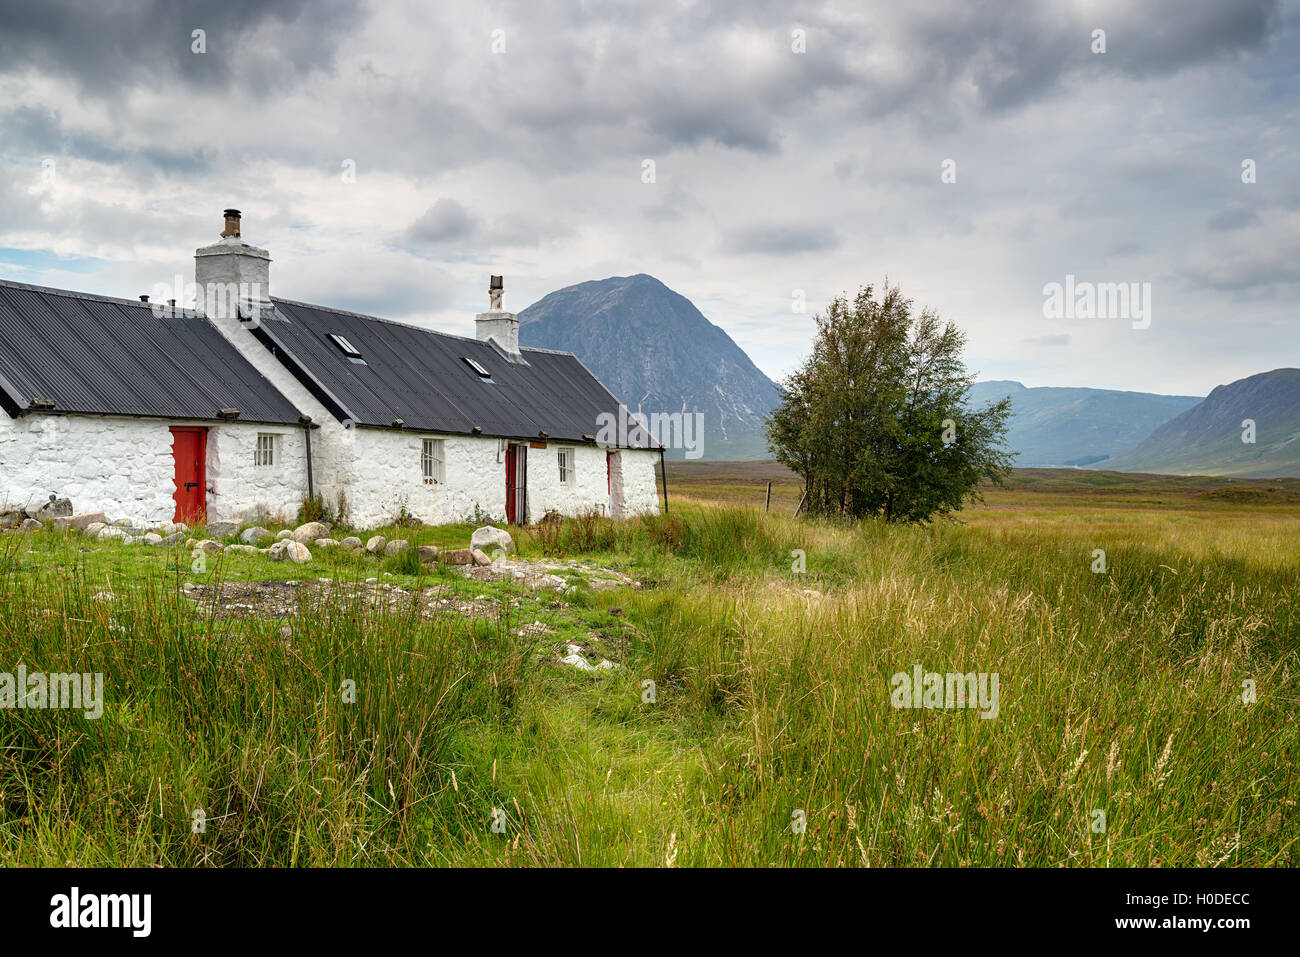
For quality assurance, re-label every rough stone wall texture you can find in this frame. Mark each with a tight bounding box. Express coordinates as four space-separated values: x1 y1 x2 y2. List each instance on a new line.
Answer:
619 448 662 516
0 412 309 525
0 412 175 522
206 424 309 524
341 430 661 527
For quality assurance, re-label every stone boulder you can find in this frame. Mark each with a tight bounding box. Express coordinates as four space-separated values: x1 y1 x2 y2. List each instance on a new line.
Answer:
225 544 259 555
157 531 185 546
471 548 492 567
268 540 312 564
206 520 240 539
417 545 439 564
55 511 107 532
471 525 515 555
26 498 72 520
142 532 163 546
314 538 338 548
192 539 224 554
97 527 127 541
17 518 43 532
339 537 363 550
384 539 409 556
240 526 272 544
365 535 387 555
440 548 475 565
276 530 294 541
83 522 108 538
0 506 25 528
293 521 331 543
158 522 188 536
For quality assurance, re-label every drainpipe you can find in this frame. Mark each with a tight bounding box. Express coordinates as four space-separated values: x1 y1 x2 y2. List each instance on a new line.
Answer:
659 448 669 515
299 415 315 497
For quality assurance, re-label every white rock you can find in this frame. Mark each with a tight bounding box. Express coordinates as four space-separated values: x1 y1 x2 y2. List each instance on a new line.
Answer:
365 535 387 555
268 540 311 564
293 521 331 543
471 525 515 555
276 529 294 541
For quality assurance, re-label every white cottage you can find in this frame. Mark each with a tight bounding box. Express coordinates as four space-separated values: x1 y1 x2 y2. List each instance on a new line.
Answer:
0 211 662 528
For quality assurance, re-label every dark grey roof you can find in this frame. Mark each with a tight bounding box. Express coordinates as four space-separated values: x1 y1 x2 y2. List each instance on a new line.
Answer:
257 297 657 447
0 280 304 425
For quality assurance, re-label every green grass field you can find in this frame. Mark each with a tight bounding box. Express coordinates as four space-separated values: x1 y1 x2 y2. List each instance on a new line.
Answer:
1 466 1296 867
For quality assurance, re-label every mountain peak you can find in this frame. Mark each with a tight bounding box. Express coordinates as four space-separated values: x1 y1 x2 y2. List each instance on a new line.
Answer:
518 275 779 460
1107 368 1300 477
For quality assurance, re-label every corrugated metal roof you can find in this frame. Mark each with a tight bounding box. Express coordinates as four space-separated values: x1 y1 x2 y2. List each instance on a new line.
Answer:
0 280 304 425
263 298 658 448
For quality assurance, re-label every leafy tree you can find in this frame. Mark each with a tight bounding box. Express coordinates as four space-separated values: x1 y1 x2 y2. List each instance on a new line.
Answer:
767 281 1012 523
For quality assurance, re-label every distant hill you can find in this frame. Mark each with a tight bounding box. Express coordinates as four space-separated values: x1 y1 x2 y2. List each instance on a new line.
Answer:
968 381 1201 467
519 274 779 460
1105 369 1300 477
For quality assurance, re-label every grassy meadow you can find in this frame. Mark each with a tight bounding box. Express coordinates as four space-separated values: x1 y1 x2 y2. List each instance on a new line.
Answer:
0 465 1296 867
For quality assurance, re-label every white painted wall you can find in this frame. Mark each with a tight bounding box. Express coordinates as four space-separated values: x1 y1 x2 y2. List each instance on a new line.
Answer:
206 423 310 524
0 412 174 522
618 448 662 516
0 411 310 526
338 428 661 527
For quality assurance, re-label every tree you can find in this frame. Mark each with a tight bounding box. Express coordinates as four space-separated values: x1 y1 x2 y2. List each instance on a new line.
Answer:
766 281 1013 523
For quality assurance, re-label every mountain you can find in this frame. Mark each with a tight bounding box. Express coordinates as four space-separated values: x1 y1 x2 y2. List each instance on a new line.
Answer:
968 381 1202 467
518 274 779 460
1105 369 1300 477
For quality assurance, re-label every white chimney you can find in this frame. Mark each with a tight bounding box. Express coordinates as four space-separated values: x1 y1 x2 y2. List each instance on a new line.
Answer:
194 209 271 321
475 274 522 359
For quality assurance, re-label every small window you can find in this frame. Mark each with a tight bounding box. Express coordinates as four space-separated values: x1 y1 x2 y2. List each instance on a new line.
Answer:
255 433 276 467
329 333 367 365
462 356 491 379
422 438 445 485
557 447 574 485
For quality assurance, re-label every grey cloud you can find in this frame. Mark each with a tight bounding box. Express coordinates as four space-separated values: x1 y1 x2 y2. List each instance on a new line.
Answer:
1023 334 1071 347
723 224 842 255
0 0 363 98
405 199 479 247
1207 207 1261 231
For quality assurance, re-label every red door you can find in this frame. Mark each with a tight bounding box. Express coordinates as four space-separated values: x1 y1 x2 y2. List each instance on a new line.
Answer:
504 443 527 525
170 427 207 523
505 444 517 524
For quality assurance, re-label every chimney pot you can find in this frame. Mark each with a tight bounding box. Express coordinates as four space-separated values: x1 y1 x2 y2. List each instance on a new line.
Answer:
221 209 242 238
138 295 149 302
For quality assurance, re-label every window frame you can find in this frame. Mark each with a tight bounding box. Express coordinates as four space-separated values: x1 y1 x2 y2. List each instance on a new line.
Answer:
255 432 277 467
422 437 446 485
557 446 575 485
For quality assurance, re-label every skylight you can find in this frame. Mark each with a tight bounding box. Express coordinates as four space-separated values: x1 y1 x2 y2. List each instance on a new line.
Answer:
462 357 492 379
328 333 367 365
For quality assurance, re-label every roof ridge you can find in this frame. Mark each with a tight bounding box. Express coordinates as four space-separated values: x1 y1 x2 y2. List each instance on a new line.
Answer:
0 278 204 316
271 296 576 358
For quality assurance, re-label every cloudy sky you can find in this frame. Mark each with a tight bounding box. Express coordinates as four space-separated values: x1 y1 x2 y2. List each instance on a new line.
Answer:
1 0 1296 396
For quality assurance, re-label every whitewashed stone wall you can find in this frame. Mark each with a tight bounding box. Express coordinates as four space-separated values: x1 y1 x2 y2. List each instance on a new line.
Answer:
0 411 310 526
206 424 310 523
344 430 507 527
619 448 662 515
339 428 661 527
0 412 175 522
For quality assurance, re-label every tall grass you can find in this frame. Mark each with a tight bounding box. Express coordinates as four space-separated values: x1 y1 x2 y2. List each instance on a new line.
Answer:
0 498 1295 867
